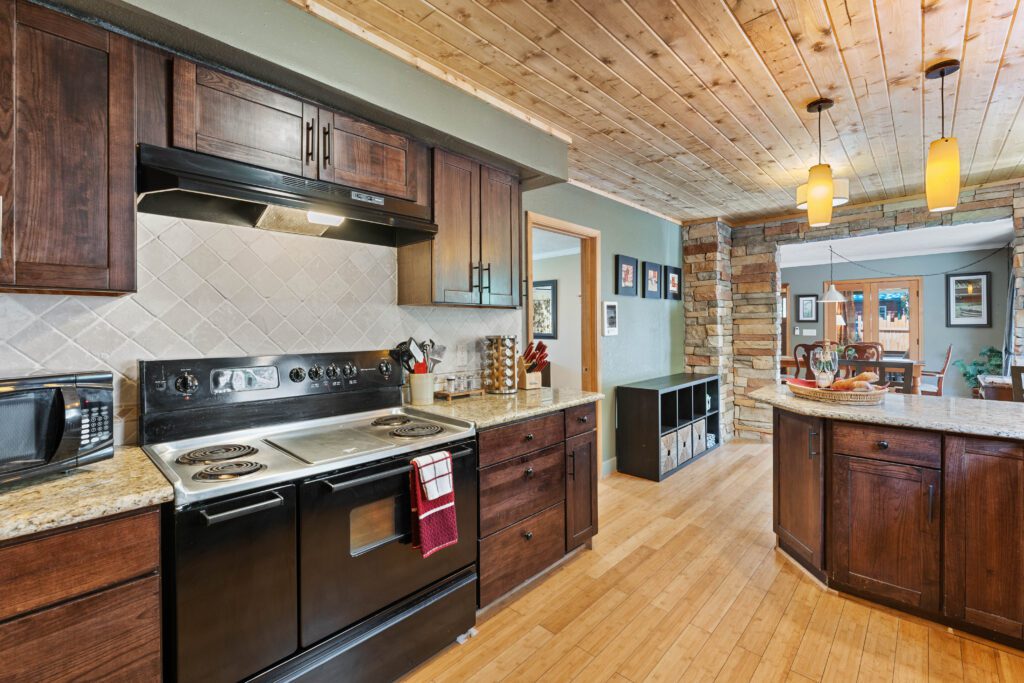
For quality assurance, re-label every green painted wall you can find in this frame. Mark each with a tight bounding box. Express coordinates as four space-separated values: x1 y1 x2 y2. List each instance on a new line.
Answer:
782 248 1010 397
523 184 685 472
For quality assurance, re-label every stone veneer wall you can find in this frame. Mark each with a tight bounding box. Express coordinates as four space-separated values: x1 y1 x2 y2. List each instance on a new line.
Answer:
685 180 1024 441
683 220 734 438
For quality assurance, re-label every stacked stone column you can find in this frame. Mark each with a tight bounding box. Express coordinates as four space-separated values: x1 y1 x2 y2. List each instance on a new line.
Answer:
683 220 734 439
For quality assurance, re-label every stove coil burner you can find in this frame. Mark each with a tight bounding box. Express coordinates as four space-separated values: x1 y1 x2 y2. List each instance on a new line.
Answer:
390 424 444 438
371 415 412 427
177 444 259 465
192 461 266 481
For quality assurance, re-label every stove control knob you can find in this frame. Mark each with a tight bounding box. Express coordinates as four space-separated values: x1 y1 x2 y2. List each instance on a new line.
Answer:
325 363 341 380
308 364 324 382
289 367 306 383
377 360 393 377
174 372 199 395
342 361 358 379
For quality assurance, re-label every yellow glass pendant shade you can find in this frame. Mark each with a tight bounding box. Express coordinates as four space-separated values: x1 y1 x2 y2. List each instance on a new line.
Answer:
806 163 834 227
926 137 960 212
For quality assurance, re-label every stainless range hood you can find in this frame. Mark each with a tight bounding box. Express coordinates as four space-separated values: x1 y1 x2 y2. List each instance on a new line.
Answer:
136 145 437 247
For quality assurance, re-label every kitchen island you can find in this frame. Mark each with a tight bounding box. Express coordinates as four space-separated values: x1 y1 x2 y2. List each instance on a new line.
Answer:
751 384 1024 649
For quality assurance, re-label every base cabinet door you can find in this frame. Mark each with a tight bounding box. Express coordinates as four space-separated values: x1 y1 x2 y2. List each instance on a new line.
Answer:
566 429 598 551
773 409 825 571
831 455 940 612
944 437 1024 639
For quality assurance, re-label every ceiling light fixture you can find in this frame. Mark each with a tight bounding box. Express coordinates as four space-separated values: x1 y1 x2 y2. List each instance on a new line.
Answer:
796 178 849 210
821 246 847 305
925 59 961 212
803 98 836 227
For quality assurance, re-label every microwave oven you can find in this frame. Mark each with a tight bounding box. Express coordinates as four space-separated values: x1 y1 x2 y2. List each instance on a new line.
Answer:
0 371 114 486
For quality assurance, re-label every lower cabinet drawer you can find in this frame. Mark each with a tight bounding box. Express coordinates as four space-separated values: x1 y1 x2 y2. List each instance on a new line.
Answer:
480 444 565 537
478 413 565 467
479 504 565 606
833 421 941 468
0 575 162 682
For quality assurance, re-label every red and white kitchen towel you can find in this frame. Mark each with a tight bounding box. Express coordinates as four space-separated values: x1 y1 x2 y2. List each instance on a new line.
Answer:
410 450 457 558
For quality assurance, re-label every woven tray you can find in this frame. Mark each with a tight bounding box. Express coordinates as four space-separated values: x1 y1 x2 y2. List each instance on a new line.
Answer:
786 379 888 405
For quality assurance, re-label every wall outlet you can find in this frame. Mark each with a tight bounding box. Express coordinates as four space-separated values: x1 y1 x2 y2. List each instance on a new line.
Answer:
456 344 469 367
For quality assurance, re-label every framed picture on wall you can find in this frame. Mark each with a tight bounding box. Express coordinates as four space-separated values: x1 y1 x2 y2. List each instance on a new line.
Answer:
796 294 819 322
615 255 638 296
603 301 618 336
663 265 682 300
532 280 558 339
643 261 662 298
946 272 992 327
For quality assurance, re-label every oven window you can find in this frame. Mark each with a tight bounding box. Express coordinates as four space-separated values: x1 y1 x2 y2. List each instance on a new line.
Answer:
0 390 61 472
350 497 402 556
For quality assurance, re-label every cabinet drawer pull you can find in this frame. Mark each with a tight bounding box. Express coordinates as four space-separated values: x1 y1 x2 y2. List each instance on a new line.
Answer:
578 415 589 423
878 440 889 450
522 531 533 541
525 433 535 441
927 484 934 522
525 467 535 479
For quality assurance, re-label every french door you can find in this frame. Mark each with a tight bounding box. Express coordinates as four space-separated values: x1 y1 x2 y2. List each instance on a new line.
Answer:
824 277 922 359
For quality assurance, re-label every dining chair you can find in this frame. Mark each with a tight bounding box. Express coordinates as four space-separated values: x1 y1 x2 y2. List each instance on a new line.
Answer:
921 345 954 397
1012 366 1024 402
840 342 884 378
792 342 828 380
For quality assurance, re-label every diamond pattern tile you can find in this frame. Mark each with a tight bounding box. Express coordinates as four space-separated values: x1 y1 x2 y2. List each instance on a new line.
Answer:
0 214 521 444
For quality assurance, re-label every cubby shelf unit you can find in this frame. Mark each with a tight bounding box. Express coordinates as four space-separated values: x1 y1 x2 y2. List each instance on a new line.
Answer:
615 373 722 482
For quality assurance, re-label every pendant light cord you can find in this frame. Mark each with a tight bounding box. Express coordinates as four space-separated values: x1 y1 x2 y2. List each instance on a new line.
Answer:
817 105 823 165
940 73 946 139
826 240 1010 277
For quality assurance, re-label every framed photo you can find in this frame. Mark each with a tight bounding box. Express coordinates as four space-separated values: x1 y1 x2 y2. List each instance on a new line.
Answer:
603 301 619 336
663 265 682 300
946 272 992 327
615 255 638 296
531 280 558 339
643 261 662 298
796 294 818 322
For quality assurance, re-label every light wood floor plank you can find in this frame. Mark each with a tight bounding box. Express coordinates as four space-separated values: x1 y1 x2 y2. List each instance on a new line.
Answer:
894 619 930 683
856 609 899 682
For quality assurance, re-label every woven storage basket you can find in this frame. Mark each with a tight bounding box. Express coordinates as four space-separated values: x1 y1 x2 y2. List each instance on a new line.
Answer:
785 379 887 405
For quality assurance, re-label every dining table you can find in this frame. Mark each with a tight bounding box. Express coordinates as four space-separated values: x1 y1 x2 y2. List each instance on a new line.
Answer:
779 356 924 394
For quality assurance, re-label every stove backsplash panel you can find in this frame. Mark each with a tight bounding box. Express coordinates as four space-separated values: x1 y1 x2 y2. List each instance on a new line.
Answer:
0 213 521 444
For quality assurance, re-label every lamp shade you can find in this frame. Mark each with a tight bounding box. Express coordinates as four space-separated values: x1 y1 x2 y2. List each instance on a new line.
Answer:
796 177 849 209
926 137 960 212
820 283 846 304
836 313 846 328
805 163 834 227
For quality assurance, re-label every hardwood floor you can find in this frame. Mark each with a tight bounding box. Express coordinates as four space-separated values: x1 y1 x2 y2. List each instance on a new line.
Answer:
403 441 1024 682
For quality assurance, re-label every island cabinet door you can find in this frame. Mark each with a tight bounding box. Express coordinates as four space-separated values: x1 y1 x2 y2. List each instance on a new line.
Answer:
944 436 1024 639
773 409 825 572
830 455 941 613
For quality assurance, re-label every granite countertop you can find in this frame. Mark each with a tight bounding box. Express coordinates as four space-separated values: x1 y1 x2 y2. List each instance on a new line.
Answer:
414 388 604 429
0 447 173 543
751 384 1024 440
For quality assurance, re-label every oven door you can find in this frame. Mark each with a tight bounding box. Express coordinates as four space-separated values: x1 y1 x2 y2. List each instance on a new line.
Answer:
298 442 477 647
0 383 80 484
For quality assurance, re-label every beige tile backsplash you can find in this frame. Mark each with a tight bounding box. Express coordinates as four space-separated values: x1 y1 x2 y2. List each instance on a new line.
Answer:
0 213 521 444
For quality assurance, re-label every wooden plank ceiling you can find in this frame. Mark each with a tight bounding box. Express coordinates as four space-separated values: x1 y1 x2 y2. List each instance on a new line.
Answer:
290 0 1024 223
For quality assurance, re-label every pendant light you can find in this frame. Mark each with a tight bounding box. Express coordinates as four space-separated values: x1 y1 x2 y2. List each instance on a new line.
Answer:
821 246 846 304
803 98 836 227
925 59 961 212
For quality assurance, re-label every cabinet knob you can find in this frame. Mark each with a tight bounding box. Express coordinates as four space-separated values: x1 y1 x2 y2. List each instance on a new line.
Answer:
522 531 533 541
878 440 889 450
525 433 535 441
525 467 535 479
578 415 589 423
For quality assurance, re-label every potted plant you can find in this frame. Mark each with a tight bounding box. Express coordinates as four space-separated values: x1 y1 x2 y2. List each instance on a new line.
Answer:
953 346 1004 397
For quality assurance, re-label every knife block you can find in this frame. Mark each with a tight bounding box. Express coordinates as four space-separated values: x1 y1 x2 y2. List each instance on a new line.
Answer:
517 358 542 390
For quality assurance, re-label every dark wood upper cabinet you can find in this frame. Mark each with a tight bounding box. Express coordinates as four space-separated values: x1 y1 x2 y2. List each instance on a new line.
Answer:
173 59 315 178
566 429 598 551
830 455 940 612
398 149 521 308
480 164 521 307
0 0 135 293
773 409 825 573
944 436 1024 639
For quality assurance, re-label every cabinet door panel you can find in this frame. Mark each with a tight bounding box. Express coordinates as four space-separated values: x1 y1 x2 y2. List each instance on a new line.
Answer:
773 409 824 571
174 60 312 178
2 1 135 292
831 455 940 612
566 429 598 550
480 164 520 307
432 149 479 305
945 437 1024 638
323 111 419 200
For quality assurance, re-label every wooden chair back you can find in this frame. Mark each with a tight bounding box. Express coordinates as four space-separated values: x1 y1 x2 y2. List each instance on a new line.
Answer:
840 342 884 378
792 342 828 380
1012 366 1024 402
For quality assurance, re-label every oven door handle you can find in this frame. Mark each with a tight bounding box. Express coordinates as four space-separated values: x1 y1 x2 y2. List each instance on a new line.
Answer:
320 445 475 493
201 491 285 525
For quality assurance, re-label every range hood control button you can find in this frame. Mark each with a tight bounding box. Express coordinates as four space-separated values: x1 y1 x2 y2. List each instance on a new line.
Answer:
289 367 306 383
308 365 324 382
